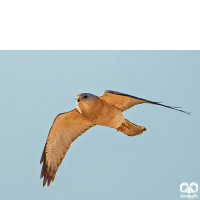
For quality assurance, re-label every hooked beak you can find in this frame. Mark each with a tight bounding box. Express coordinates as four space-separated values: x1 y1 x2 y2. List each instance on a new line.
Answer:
75 96 80 102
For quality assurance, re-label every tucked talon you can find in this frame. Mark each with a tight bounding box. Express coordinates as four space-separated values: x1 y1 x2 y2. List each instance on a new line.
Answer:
116 124 127 132
116 127 121 132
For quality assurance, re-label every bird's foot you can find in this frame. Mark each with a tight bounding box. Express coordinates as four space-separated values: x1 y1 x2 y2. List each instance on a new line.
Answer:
116 124 127 132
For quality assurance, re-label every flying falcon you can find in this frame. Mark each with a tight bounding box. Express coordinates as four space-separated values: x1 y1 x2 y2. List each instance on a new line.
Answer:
40 90 190 186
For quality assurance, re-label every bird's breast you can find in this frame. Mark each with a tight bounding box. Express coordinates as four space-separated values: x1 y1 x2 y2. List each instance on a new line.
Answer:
82 99 125 129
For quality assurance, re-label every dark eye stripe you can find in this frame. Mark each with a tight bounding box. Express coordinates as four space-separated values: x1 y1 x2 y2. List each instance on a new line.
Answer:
82 95 88 99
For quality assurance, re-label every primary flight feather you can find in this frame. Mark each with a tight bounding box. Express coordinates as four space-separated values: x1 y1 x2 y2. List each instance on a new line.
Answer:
40 90 190 186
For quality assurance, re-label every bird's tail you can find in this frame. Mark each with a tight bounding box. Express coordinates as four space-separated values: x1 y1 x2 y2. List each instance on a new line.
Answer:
119 119 146 137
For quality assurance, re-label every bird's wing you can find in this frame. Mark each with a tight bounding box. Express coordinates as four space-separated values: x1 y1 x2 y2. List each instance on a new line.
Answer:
40 108 95 186
100 90 190 114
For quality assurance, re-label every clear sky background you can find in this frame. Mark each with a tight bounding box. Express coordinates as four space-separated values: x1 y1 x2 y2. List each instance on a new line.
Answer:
0 51 199 200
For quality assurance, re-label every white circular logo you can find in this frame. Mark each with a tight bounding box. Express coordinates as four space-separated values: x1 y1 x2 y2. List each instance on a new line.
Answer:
180 182 198 199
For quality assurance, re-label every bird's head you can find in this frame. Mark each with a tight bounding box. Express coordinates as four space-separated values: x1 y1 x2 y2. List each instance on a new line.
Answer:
75 93 99 114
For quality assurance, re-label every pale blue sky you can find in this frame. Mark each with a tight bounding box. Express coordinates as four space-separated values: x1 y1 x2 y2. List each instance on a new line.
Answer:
0 51 199 200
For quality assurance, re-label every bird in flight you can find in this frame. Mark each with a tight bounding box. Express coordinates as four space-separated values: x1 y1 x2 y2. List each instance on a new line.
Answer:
40 90 190 186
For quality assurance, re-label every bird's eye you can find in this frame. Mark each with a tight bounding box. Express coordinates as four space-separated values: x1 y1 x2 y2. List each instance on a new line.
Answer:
82 95 88 99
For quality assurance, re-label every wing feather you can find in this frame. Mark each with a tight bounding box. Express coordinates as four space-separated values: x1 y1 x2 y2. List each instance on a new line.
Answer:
40 108 95 186
100 90 190 114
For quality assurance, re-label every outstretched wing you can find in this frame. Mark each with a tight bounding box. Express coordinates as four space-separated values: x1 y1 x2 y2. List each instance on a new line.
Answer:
100 90 190 114
40 109 95 186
